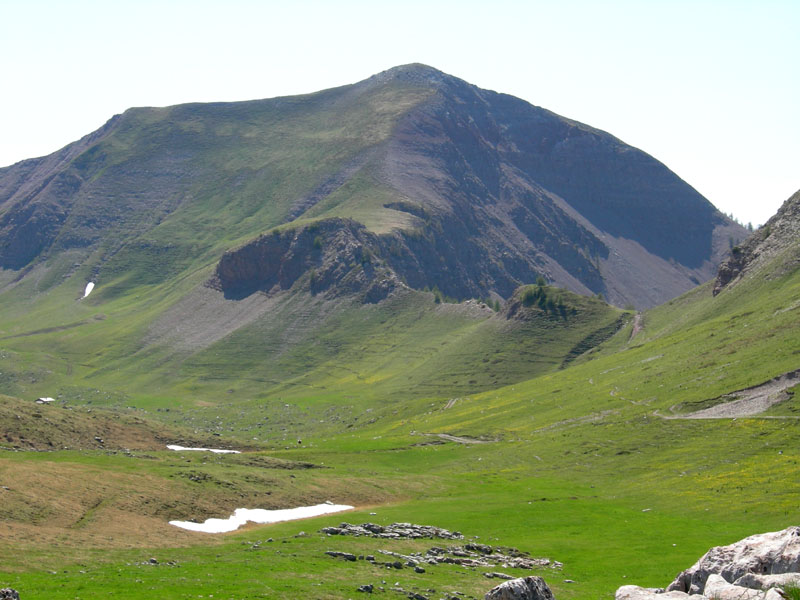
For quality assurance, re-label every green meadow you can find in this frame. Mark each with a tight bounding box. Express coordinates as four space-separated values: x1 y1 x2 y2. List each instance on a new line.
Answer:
1 220 799 599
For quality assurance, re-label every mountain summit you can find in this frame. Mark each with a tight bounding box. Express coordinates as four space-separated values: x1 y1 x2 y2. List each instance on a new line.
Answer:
0 64 745 308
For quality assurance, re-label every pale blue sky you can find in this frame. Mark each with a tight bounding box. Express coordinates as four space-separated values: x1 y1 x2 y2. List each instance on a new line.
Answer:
2 0 797 225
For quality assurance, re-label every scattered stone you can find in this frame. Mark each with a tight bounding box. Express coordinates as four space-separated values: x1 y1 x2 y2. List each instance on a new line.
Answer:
484 576 555 600
321 524 562 596
667 526 800 595
321 522 464 540
148 558 158 565
0 590 19 600
325 551 357 562
358 584 374 593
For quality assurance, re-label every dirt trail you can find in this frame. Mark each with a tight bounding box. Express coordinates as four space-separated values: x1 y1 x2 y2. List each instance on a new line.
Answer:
423 433 493 444
663 368 800 419
629 313 643 341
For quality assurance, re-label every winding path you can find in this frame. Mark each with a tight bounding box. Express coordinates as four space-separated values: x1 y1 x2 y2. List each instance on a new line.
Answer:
661 368 800 419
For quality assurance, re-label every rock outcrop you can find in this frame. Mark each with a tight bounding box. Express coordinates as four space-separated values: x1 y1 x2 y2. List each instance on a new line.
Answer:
617 527 800 600
667 526 800 594
0 590 20 600
484 576 555 600
210 218 401 303
714 189 800 295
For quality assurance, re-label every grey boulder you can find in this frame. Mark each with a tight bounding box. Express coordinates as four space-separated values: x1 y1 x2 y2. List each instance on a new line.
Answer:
485 576 555 600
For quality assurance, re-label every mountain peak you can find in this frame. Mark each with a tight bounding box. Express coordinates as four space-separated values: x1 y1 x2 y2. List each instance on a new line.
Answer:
365 63 460 88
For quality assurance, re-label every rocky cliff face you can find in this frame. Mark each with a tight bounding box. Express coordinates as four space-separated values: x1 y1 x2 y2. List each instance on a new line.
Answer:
713 189 800 295
210 218 401 303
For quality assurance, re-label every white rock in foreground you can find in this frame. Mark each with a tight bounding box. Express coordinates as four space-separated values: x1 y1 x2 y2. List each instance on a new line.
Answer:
615 585 703 600
667 526 800 595
169 503 354 533
734 573 800 590
703 574 785 600
166 444 240 454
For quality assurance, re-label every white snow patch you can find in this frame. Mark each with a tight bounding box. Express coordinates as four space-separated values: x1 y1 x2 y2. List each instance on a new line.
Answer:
169 502 354 533
166 444 241 454
83 282 95 298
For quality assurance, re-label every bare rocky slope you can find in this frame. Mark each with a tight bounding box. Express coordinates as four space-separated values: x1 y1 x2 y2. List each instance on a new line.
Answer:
713 188 800 296
0 64 746 308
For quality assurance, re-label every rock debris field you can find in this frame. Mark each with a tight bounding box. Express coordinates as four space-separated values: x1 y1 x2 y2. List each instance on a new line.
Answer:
322 522 562 599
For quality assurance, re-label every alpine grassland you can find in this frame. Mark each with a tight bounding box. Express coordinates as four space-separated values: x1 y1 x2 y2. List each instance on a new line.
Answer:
1 229 799 599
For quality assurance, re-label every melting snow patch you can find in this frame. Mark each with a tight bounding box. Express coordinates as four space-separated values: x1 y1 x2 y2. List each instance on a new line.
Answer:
83 282 95 298
169 503 354 533
166 444 241 454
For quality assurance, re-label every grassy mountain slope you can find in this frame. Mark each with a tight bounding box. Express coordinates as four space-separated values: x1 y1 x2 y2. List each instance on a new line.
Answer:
0 78 430 292
0 192 797 599
0 272 628 437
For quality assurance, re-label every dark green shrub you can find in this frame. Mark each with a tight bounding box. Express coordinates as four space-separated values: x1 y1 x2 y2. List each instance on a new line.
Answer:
521 285 539 307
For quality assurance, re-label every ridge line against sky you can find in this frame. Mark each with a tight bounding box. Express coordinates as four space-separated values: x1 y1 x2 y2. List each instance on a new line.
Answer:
2 0 797 226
